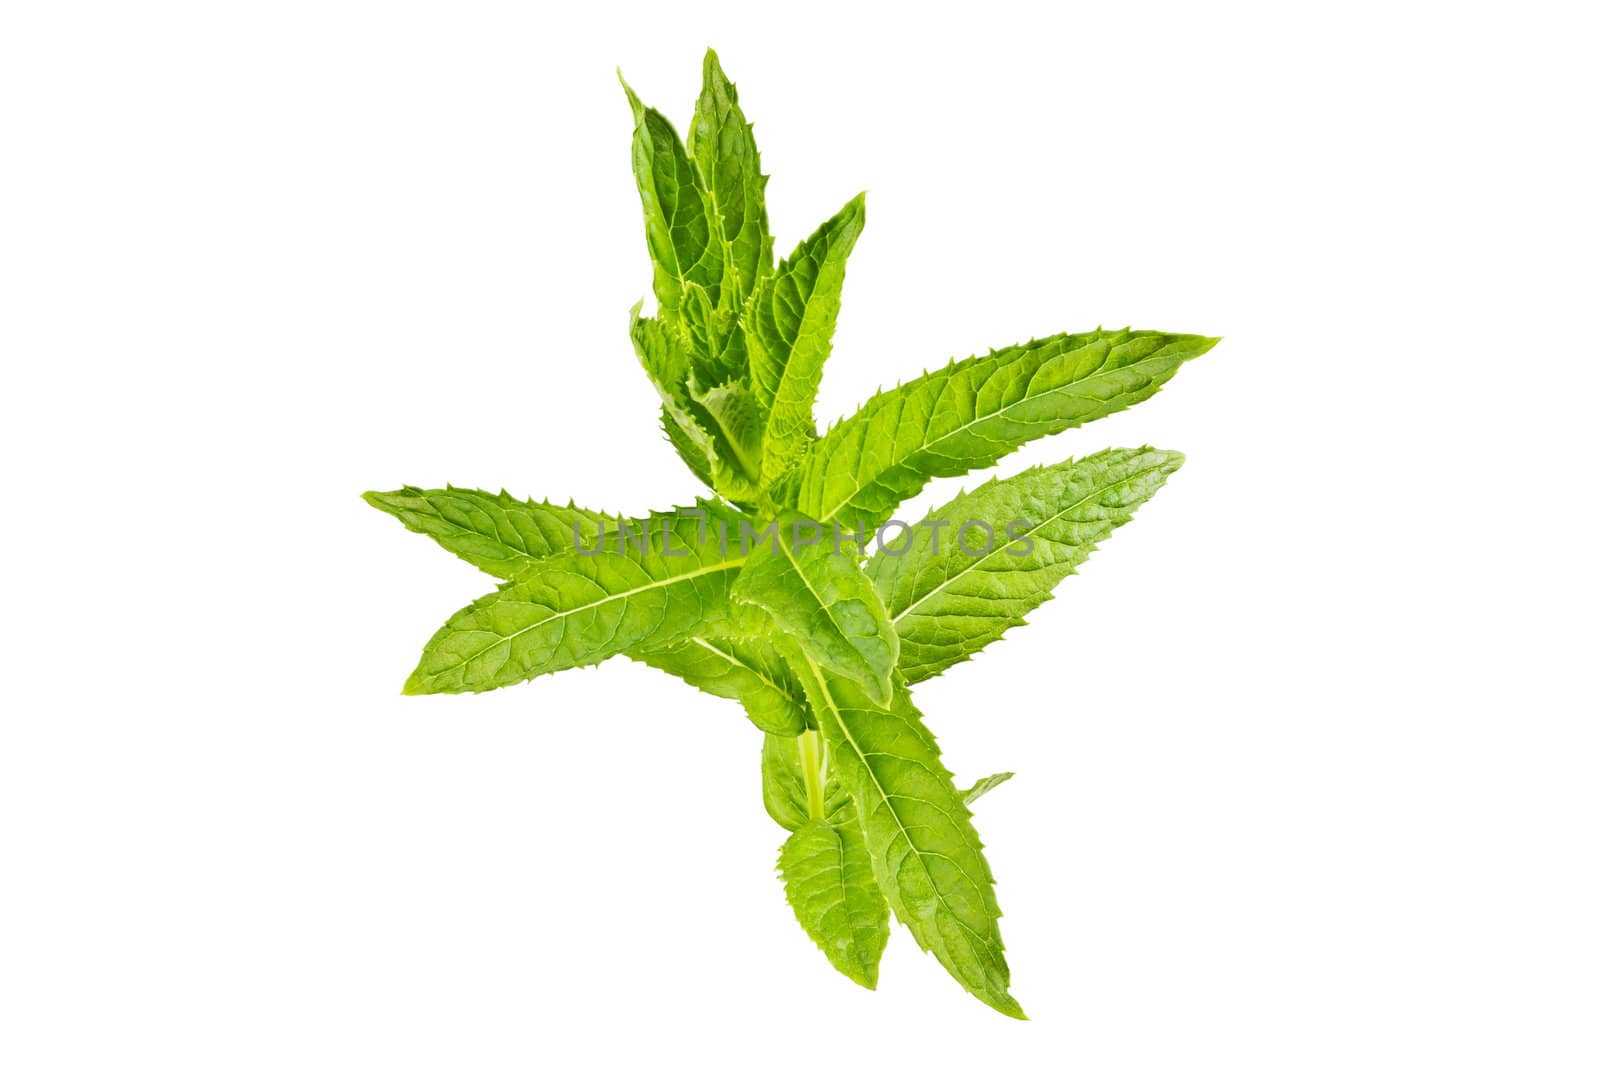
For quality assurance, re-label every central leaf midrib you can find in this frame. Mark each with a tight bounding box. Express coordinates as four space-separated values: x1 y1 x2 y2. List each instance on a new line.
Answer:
689 635 798 703
441 556 742 675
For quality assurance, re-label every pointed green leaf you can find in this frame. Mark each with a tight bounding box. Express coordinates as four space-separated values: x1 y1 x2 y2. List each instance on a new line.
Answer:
621 76 722 315
961 772 1014 805
634 633 808 735
363 488 606 581
404 505 744 694
631 305 720 490
779 817 890 989
632 304 765 501
688 48 771 310
658 406 716 490
748 194 866 484
731 513 897 706
869 446 1185 684
630 299 693 391
795 330 1216 529
790 658 1024 1018
688 374 765 487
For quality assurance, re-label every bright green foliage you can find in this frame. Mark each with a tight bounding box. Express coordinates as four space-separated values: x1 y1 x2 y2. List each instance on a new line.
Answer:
732 514 898 707
780 817 890 989
868 447 1186 684
362 488 606 582
620 52 869 508
687 49 771 310
793 330 1216 530
402 505 745 695
767 730 891 986
365 48 1215 1017
630 305 720 490
748 195 866 482
635 633 809 736
792 661 1023 1018
763 731 850 828
622 78 722 319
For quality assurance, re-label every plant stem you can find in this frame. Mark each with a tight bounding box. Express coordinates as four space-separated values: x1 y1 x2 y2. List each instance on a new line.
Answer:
798 729 825 820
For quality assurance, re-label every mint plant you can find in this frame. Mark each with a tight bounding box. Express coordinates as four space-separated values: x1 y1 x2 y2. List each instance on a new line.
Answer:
365 50 1215 1018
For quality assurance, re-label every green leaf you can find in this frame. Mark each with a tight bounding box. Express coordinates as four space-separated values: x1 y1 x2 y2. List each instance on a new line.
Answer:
765 731 889 987
688 374 765 488
630 300 693 393
621 74 722 316
631 304 718 488
961 772 1014 804
795 330 1216 530
748 194 866 484
731 513 897 706
687 48 771 310
676 280 744 388
632 304 766 501
363 488 606 581
779 817 890 989
762 732 813 832
869 446 1185 684
658 406 716 490
634 633 809 736
404 505 744 694
790 658 1025 1018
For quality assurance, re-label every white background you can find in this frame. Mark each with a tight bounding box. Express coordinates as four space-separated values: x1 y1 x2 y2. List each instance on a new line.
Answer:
4 2 1596 1063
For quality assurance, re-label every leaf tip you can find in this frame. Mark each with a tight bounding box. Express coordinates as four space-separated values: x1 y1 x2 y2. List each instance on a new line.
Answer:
995 995 1029 1021
1146 447 1186 472
702 46 724 80
617 69 643 117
